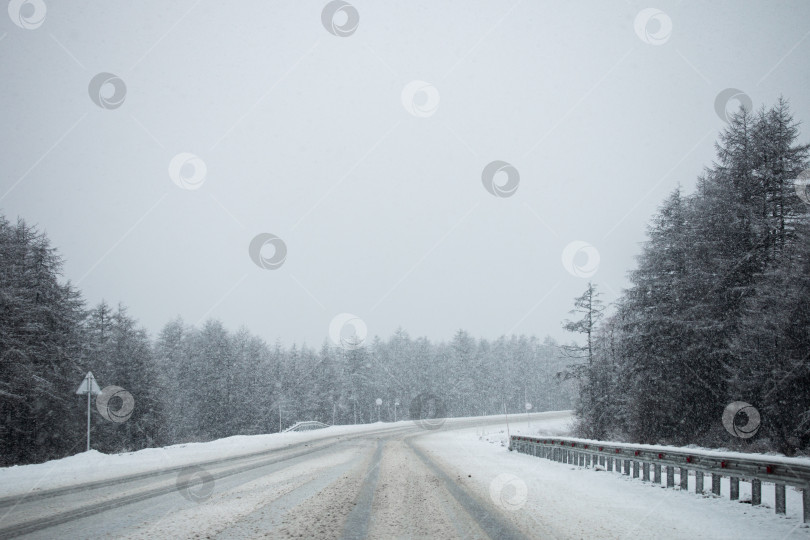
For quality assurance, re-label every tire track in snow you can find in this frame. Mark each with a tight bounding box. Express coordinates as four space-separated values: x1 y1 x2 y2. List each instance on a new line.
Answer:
405 437 531 540
338 439 384 540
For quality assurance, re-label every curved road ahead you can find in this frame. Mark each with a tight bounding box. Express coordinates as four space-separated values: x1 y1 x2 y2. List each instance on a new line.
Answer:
0 412 568 539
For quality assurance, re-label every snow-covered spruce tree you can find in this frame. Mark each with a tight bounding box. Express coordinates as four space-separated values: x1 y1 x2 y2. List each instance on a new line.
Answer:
560 282 605 437
728 99 810 454
618 188 705 444
153 317 192 443
0 217 86 466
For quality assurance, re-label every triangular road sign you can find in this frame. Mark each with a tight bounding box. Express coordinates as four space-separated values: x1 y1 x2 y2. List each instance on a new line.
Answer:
76 372 102 395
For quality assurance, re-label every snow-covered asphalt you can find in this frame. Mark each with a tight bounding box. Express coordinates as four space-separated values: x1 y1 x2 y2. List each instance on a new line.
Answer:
2 410 808 539
0 413 560 539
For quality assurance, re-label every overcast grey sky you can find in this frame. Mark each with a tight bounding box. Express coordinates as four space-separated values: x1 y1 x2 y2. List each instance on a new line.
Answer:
2 0 809 348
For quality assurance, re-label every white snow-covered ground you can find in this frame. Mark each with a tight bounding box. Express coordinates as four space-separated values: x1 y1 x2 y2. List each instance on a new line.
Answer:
4 411 810 539
418 417 810 539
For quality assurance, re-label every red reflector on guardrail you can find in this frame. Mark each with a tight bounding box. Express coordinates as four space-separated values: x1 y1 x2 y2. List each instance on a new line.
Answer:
686 456 692 463
634 450 640 456
721 461 727 468
615 449 620 453
658 453 664 459
767 466 773 474
599 447 603 451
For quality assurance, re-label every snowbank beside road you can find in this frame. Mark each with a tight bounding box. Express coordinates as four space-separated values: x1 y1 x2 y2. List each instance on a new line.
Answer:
418 419 810 539
0 422 390 499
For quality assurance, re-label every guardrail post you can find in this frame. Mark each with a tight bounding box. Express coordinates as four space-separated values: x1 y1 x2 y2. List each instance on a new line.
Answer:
776 484 786 514
654 464 661 484
633 461 640 478
607 457 613 472
667 466 675 488
680 468 688 490
730 477 739 500
751 479 761 505
642 462 650 481
624 459 631 476
696 471 704 494
803 487 809 523
711 473 721 496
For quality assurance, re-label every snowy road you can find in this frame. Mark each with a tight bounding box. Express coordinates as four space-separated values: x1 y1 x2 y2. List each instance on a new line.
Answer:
0 414 560 539
3 410 808 539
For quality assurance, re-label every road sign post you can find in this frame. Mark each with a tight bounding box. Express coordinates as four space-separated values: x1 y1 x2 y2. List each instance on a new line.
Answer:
76 372 101 451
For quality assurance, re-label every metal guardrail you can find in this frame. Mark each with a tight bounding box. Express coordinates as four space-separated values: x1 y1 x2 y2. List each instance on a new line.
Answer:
282 421 330 432
511 435 810 523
